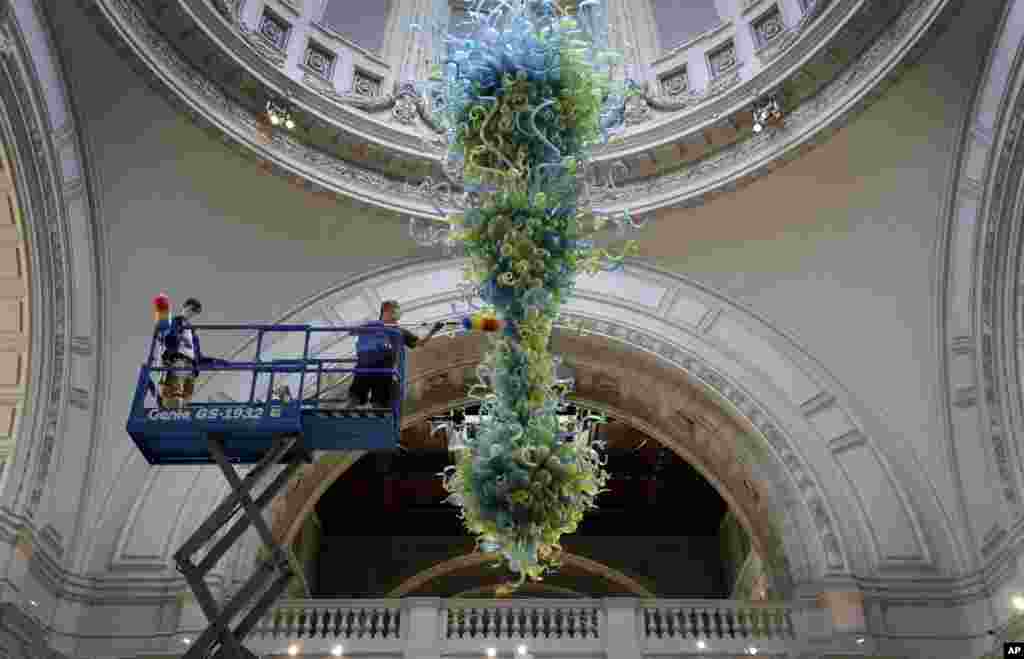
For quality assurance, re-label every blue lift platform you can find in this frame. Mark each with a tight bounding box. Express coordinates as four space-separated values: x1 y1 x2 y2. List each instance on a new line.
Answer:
126 323 408 659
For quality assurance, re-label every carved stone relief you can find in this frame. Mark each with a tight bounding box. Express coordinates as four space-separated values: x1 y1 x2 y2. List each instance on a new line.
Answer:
304 42 335 80
753 7 785 48
660 67 689 97
624 91 651 125
98 0 949 221
352 70 383 98
257 9 290 51
708 41 738 78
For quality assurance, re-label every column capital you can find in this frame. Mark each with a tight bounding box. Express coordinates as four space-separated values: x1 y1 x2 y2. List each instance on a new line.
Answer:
400 596 443 610
601 596 640 609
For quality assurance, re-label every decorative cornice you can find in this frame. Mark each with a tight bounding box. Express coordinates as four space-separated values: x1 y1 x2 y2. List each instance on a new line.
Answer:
0 4 72 528
85 0 957 217
971 2 1024 547
594 0 953 213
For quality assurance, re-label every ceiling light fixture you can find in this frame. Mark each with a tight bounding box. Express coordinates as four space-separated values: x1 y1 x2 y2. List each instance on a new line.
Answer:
331 644 343 656
517 645 529 656
266 99 296 131
288 643 299 656
696 640 707 649
181 637 191 645
486 648 497 658
751 94 783 134
1013 595 1024 612
748 647 758 655
856 637 865 644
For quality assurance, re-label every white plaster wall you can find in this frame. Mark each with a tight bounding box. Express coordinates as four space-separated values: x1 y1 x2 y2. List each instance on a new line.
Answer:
641 0 1001 579
48 0 442 582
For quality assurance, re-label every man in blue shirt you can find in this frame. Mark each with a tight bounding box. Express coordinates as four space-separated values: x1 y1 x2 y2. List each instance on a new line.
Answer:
154 297 231 408
347 300 444 409
159 297 203 409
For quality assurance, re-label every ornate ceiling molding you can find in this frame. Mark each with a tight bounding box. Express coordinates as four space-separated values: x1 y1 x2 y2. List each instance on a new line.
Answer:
938 0 1024 589
386 551 656 598
0 0 107 562
185 0 848 158
82 0 960 217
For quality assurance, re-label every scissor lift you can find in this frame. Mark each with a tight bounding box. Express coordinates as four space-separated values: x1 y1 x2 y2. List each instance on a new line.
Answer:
126 324 406 659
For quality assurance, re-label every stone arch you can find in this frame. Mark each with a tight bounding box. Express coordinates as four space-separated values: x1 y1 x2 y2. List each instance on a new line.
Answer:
0 128 32 497
0 0 105 577
936 0 1024 578
386 551 656 598
143 257 964 602
267 363 804 597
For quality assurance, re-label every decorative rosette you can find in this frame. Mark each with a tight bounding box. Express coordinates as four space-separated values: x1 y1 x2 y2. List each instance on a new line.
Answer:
418 0 641 589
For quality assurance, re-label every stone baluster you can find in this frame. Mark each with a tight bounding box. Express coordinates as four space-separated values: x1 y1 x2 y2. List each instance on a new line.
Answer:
702 606 714 638
307 606 320 638
482 607 494 639
508 606 520 638
674 607 687 638
721 605 736 639
682 605 695 639
664 606 677 638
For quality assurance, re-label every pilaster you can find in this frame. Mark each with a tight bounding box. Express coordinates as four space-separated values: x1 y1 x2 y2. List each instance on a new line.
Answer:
402 596 442 659
601 597 640 659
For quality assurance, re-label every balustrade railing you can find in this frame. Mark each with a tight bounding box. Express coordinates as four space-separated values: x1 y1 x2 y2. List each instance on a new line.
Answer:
443 600 602 641
254 600 402 641
195 597 836 656
641 600 795 641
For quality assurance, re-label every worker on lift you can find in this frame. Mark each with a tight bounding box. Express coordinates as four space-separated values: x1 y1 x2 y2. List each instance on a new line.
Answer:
347 300 445 409
151 294 231 409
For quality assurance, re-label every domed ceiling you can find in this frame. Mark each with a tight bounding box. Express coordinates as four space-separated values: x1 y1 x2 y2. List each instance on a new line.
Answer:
86 0 963 216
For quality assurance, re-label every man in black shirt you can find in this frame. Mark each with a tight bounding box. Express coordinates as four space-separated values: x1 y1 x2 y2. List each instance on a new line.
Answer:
347 300 445 409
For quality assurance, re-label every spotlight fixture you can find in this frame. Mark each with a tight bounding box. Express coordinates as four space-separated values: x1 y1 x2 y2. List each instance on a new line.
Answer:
266 99 296 131
331 644 343 656
1013 595 1024 612
856 637 865 645
751 95 783 134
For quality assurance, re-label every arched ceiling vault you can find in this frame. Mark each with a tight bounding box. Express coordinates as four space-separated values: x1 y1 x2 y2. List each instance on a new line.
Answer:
79 0 965 217
111 259 966 599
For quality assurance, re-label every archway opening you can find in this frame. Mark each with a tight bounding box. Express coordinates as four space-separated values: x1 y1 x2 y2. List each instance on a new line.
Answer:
308 407 746 599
